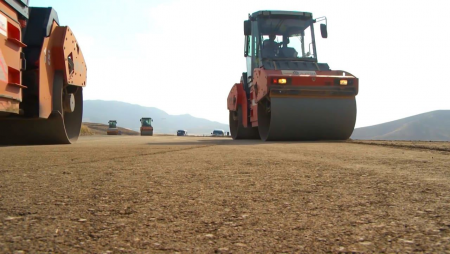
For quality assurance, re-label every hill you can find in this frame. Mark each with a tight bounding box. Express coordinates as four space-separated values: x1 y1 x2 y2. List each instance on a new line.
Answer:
81 122 140 136
82 100 229 135
351 110 450 141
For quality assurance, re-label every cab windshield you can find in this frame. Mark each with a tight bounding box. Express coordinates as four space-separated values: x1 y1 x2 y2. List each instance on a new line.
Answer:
108 122 117 128
141 119 152 127
258 18 315 59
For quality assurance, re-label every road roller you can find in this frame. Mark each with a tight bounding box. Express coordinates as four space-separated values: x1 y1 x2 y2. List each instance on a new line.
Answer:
107 120 121 135
0 0 87 145
227 10 358 141
140 117 153 136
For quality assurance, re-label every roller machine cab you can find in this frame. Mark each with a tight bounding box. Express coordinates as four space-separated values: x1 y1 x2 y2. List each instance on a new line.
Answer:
107 120 121 135
177 130 187 136
0 0 87 145
140 117 153 136
227 10 359 141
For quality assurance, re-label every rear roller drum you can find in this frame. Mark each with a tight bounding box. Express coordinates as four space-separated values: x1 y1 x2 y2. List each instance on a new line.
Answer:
0 71 83 145
229 106 260 140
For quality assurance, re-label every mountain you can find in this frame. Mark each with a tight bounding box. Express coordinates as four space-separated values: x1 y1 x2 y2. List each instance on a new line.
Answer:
351 110 450 141
82 100 229 135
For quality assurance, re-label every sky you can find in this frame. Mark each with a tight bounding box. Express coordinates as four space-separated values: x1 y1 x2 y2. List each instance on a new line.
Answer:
32 0 450 128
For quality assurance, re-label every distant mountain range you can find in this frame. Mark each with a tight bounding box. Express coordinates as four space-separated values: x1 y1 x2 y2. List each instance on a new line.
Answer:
351 110 450 141
82 100 229 135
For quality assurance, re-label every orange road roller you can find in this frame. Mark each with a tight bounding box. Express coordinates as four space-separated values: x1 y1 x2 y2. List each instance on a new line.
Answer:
140 117 153 136
107 120 121 135
0 0 87 145
227 10 358 141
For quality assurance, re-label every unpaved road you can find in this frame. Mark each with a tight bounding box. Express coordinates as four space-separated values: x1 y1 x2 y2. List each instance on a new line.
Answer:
1 136 449 253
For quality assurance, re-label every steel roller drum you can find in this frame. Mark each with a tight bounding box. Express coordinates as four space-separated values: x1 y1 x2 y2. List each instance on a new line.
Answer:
141 130 154 136
258 97 357 141
0 72 83 145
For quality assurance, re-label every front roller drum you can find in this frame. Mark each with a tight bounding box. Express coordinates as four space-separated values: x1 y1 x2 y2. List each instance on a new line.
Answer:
0 71 83 145
258 97 357 141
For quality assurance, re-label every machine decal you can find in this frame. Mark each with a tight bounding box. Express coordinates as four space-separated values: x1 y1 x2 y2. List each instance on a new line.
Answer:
43 47 51 66
0 14 6 37
281 70 317 76
74 60 84 74
0 49 7 82
47 49 51 66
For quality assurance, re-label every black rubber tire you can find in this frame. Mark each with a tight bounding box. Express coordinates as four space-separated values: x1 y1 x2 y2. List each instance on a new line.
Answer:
229 106 260 140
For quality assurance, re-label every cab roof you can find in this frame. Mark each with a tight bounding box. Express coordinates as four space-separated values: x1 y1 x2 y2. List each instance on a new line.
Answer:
251 10 313 19
4 0 29 18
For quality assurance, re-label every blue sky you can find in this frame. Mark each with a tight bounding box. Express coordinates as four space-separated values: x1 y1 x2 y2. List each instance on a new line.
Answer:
32 0 450 127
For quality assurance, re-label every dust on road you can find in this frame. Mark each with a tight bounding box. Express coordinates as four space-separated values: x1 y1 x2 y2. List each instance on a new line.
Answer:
1 136 449 253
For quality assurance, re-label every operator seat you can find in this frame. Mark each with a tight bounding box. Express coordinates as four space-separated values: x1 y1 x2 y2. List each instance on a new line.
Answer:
280 47 298 58
262 40 278 58
279 38 298 58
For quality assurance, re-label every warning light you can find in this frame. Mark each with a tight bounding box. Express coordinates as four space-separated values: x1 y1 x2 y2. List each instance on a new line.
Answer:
340 80 348 85
272 78 288 84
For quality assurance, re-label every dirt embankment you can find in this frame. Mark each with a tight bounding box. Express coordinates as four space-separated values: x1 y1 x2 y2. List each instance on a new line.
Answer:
81 122 140 136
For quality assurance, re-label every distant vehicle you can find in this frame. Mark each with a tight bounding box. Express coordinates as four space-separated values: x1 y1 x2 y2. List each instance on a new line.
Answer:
211 129 225 137
140 117 153 136
177 130 188 136
107 120 121 135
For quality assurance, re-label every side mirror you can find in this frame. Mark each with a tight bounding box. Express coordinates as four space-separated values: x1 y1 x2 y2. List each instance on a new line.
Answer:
244 20 251 36
320 24 328 38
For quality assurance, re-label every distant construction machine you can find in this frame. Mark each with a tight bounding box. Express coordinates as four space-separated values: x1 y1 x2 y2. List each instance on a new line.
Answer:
227 10 359 141
0 0 87 145
106 120 121 135
177 130 187 136
140 117 153 136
